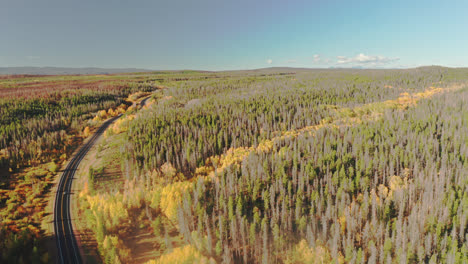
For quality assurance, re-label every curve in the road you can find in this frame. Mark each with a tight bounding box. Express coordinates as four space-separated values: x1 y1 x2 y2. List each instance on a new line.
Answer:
54 114 121 264
140 95 151 107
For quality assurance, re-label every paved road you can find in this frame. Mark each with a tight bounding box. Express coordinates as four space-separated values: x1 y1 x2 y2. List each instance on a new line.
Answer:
54 114 121 264
140 95 151 107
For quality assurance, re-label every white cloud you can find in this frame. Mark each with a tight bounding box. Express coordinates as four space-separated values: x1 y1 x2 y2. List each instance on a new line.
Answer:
336 53 399 66
311 54 332 65
313 54 321 63
336 56 348 63
266 59 273 64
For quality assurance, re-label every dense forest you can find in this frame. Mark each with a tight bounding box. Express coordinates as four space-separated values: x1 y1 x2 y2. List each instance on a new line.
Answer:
4 67 468 263
175 87 468 263
76 67 468 263
124 68 444 175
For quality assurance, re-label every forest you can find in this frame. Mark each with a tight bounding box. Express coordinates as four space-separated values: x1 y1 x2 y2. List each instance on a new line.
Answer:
3 67 468 263
77 67 468 263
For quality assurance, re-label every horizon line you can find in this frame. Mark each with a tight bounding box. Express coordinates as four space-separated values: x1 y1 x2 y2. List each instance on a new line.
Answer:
0 65 465 74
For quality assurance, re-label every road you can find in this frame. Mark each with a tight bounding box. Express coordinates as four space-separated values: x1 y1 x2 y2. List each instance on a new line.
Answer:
140 95 151 107
54 94 154 264
54 114 121 264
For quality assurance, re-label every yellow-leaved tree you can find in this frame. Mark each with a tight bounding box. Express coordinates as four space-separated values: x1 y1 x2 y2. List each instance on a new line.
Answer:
83 126 91 137
159 181 193 222
145 245 213 264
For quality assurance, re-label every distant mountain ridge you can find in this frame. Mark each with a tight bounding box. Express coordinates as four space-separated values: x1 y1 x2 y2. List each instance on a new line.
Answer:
0 65 457 75
0 67 154 75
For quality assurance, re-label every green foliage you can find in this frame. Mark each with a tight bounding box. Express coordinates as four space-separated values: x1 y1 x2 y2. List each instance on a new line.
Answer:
5 68 468 263
118 68 468 263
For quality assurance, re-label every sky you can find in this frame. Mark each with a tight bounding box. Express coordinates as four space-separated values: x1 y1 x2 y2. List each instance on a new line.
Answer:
1 0 468 70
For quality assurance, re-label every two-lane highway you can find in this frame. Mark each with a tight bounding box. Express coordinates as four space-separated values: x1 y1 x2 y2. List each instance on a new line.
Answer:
54 93 155 263
54 114 121 264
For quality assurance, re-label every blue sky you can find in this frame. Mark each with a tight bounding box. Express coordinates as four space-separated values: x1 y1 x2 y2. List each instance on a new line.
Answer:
1 0 467 70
